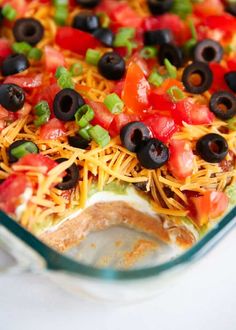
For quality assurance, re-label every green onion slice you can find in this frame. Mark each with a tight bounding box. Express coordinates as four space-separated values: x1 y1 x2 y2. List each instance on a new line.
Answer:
2 4 16 21
164 58 177 79
34 101 50 127
11 142 38 159
75 104 94 128
69 63 83 76
85 49 101 66
104 93 124 114
79 124 92 141
167 86 185 102
140 46 157 59
148 70 164 87
88 125 110 147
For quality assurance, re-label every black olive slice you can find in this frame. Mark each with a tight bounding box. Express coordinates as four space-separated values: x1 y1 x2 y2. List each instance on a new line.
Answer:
1 54 30 76
182 61 213 94
13 18 44 46
137 138 169 169
75 0 101 8
68 135 90 149
93 28 114 47
8 140 39 163
98 51 125 80
144 29 173 46
0 84 25 112
210 91 236 120
147 0 173 15
55 158 79 190
196 133 228 163
120 121 151 152
224 71 236 92
194 39 223 63
158 43 183 68
72 13 100 33
53 89 85 121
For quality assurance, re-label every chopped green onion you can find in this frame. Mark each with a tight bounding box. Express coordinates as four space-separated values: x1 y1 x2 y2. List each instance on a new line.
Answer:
104 93 124 114
79 124 92 140
11 142 38 159
69 63 83 76
2 4 16 21
148 71 164 87
85 49 101 66
28 48 42 60
164 58 177 79
113 27 136 56
227 117 236 131
167 86 185 102
97 12 110 28
12 42 32 55
55 66 74 89
189 19 197 40
55 66 68 78
53 0 68 5
171 0 192 19
54 5 68 26
140 46 157 59
34 101 50 127
88 125 110 147
75 104 94 128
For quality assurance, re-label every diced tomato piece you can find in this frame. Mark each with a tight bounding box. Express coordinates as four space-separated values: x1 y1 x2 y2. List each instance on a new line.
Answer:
110 3 143 29
0 105 9 120
14 154 58 174
227 58 236 71
109 112 140 137
149 91 176 115
112 79 124 97
168 139 195 180
0 174 31 214
56 27 99 55
122 62 150 113
128 53 150 76
44 46 65 74
0 39 12 63
194 0 224 18
188 191 229 226
39 118 66 140
209 63 230 93
205 14 236 32
142 114 177 143
87 100 115 130
36 83 60 111
155 14 190 45
142 17 160 31
174 98 214 125
4 74 43 89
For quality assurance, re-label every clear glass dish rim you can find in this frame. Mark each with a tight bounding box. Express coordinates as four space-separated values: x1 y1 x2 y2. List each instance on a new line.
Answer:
0 207 235 281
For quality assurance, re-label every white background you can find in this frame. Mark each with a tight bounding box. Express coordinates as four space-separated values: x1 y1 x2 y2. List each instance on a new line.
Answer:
0 226 235 330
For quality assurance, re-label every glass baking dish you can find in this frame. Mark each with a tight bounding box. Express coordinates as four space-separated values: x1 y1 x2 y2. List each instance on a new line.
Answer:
0 206 235 302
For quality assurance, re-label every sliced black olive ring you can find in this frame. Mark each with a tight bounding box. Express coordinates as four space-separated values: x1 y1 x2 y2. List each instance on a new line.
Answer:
98 51 126 80
72 13 100 33
0 84 25 112
196 133 228 163
93 28 114 47
158 43 183 68
68 135 90 149
194 39 223 64
210 91 236 120
1 53 30 76
147 0 173 15
75 0 101 8
13 18 44 46
137 138 169 169
224 71 236 93
55 158 79 190
182 61 213 94
120 121 151 152
53 88 85 121
144 29 173 46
